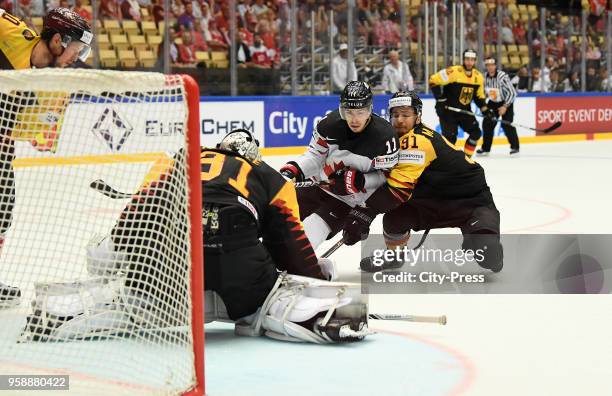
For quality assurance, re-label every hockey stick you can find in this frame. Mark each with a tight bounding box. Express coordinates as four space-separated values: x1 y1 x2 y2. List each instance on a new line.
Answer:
413 229 430 249
368 313 447 325
293 180 331 188
90 179 134 199
445 105 562 133
321 238 345 258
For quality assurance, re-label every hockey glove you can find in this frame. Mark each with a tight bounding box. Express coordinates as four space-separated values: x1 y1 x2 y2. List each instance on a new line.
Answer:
342 207 375 246
280 162 305 182
481 106 496 120
328 168 365 196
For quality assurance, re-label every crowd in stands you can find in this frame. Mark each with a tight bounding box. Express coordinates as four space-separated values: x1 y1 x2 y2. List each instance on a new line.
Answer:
7 0 611 92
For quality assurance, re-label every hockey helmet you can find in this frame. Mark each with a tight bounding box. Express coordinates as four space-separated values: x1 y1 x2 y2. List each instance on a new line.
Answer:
42 8 92 61
388 91 423 117
463 49 478 60
339 81 373 119
218 128 261 162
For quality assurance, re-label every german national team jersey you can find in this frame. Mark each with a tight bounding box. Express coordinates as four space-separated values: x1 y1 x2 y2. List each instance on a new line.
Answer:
294 109 399 207
367 123 489 213
0 9 40 70
201 148 322 278
429 65 487 110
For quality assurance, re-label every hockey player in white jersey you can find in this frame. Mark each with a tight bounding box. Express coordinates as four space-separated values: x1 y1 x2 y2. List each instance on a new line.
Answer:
280 81 399 249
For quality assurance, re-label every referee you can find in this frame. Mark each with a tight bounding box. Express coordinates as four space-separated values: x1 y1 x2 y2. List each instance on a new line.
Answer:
477 57 520 155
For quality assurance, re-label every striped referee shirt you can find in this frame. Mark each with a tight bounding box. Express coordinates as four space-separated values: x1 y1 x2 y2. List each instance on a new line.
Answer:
484 70 517 106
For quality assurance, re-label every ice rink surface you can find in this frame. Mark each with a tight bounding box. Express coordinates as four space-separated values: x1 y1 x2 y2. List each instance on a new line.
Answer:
219 139 610 396
0 139 611 395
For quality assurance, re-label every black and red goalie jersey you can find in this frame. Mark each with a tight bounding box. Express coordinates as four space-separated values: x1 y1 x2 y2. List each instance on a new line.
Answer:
200 148 323 279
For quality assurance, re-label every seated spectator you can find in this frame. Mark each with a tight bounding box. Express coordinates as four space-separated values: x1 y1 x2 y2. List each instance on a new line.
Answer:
598 67 610 91
529 67 549 93
331 43 357 93
153 0 164 24
382 50 414 93
510 66 530 92
199 1 212 29
73 0 92 21
251 0 268 17
177 30 197 65
563 71 581 92
549 69 565 92
122 0 142 21
191 19 208 51
205 19 229 50
542 56 557 83
586 65 601 91
235 31 252 67
258 19 277 52
500 17 514 45
372 8 400 48
586 44 602 65
238 23 254 47
178 1 196 29
249 33 272 68
99 0 121 19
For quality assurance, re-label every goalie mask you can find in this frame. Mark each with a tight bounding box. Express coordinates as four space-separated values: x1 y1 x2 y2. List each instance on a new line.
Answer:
217 128 261 162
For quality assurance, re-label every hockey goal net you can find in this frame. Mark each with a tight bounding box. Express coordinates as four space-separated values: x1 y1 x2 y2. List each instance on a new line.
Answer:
0 69 204 395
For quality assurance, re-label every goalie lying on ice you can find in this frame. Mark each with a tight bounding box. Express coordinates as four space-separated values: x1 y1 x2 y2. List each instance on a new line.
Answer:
21 129 370 344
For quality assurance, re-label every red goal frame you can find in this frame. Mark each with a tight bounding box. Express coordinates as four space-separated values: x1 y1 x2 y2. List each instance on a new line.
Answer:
182 74 205 396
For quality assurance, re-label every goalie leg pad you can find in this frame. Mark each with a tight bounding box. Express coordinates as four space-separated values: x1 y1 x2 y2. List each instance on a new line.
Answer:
20 278 131 342
236 273 370 344
86 234 129 277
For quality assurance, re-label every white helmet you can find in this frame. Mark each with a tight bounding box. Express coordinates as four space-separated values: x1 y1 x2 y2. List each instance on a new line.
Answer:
218 128 261 162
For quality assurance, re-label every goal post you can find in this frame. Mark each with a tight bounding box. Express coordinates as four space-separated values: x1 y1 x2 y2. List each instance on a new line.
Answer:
0 69 204 396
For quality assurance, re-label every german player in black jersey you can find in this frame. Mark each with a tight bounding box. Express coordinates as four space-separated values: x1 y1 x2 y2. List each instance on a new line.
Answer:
343 91 503 273
70 129 370 344
429 49 494 157
0 8 92 308
280 81 399 250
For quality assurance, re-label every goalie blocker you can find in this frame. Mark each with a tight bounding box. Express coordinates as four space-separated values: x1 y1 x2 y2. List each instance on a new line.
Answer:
22 130 370 344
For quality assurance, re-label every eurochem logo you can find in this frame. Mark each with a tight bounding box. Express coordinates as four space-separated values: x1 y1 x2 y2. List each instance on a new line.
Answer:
91 108 133 151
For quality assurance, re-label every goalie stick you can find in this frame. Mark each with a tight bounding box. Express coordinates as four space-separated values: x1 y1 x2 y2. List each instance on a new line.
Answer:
445 105 562 133
368 313 447 325
91 178 326 200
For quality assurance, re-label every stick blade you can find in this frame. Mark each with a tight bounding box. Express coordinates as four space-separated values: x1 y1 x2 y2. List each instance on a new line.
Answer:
543 121 562 133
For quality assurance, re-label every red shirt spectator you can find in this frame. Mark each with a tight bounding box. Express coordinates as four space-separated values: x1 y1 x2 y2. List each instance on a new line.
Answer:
205 19 229 50
121 0 142 21
513 21 526 45
73 0 92 22
192 20 208 51
250 34 272 68
99 0 121 20
177 31 197 65
239 27 254 47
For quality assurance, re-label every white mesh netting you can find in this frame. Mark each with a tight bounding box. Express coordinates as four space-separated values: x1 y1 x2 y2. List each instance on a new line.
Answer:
0 69 202 395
